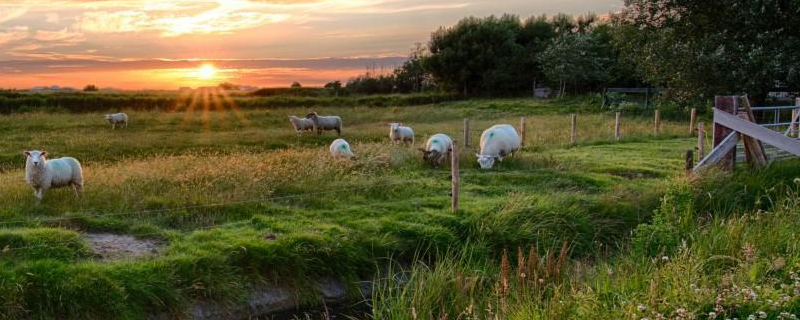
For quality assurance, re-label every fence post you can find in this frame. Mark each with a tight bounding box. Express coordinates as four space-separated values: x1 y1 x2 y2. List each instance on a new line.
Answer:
451 142 459 214
570 114 577 144
689 108 697 135
697 122 705 159
520 117 527 147
714 96 737 170
794 98 800 139
792 109 799 139
654 109 661 136
463 118 470 148
615 112 621 141
685 150 694 174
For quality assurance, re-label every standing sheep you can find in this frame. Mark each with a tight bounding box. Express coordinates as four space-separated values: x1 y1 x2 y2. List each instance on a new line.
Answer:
105 113 128 129
475 124 521 169
389 123 414 144
24 150 83 204
306 112 342 136
329 139 354 159
418 133 452 168
288 116 314 136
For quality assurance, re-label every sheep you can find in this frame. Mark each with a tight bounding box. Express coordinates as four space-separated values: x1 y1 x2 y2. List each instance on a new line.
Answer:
306 112 342 136
389 123 414 144
23 150 83 204
329 139 354 159
417 133 452 168
104 113 128 129
475 124 521 169
288 115 314 136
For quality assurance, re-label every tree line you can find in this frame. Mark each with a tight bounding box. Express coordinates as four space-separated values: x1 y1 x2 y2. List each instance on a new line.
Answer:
345 0 800 105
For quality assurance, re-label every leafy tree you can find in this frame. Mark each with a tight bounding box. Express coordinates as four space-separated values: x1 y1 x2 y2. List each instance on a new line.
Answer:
394 43 432 93
540 33 612 97
616 0 800 105
290 81 302 88
217 82 239 90
426 14 530 95
82 84 98 92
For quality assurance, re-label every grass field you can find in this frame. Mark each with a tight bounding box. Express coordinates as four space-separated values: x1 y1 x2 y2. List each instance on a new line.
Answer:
0 97 732 319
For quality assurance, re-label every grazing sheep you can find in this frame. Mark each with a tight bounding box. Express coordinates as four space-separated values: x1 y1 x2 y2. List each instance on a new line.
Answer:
306 112 342 136
389 123 414 144
476 124 521 169
24 150 83 204
104 113 128 129
329 139 354 159
418 133 453 168
288 116 314 136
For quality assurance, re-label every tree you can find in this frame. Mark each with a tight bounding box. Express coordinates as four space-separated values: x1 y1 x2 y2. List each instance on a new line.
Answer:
290 81 302 88
540 33 612 97
616 0 800 105
218 82 239 90
393 43 431 93
425 14 528 95
324 81 342 96
83 84 98 92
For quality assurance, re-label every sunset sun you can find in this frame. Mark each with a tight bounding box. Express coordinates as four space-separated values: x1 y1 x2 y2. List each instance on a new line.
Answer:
197 64 217 80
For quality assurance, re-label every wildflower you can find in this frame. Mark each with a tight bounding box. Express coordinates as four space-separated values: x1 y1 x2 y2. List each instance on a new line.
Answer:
637 305 647 312
661 255 670 262
709 312 717 319
676 308 687 318
758 311 767 319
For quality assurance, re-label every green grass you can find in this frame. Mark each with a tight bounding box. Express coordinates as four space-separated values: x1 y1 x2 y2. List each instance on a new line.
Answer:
0 98 698 319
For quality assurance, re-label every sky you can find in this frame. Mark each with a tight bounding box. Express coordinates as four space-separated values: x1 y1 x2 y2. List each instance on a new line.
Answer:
0 0 622 90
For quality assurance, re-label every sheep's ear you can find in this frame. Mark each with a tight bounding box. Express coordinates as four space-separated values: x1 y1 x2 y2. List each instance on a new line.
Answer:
23 151 30 157
475 153 481 157
41 151 47 157
417 148 427 153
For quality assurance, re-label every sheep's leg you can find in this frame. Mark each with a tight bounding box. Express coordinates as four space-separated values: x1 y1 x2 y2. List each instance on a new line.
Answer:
71 183 82 197
112 123 116 129
34 188 43 205
336 128 341 136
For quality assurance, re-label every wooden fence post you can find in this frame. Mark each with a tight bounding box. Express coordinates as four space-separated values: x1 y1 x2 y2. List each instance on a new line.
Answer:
714 96 737 169
615 112 621 141
697 122 705 159
463 118 470 148
689 108 697 135
451 142 459 214
570 114 577 144
520 117 527 147
794 98 800 139
685 150 694 174
654 109 661 136
792 109 799 138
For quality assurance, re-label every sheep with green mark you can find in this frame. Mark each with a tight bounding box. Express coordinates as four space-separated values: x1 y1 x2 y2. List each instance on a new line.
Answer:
418 133 452 168
329 139 354 159
24 150 84 204
476 124 520 169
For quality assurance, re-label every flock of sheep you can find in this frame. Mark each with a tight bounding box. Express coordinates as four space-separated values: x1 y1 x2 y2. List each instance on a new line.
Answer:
288 111 522 169
21 111 521 203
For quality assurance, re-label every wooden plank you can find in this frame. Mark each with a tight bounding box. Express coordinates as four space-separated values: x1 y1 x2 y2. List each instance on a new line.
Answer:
520 117 527 147
740 96 768 162
713 108 800 157
614 112 621 141
570 114 577 144
654 109 661 136
689 108 697 135
739 113 768 166
697 122 705 159
714 96 737 169
463 118 470 148
694 131 739 171
685 150 694 173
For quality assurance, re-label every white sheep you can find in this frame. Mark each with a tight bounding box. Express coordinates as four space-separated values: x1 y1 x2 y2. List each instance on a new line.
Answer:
24 150 83 204
329 139 354 159
288 116 314 136
389 123 414 144
417 133 452 168
476 124 521 169
104 113 128 129
306 112 342 136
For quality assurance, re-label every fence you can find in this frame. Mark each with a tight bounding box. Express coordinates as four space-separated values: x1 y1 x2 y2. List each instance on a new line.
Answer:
733 101 800 162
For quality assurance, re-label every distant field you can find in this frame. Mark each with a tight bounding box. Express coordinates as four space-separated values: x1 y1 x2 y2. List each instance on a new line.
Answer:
0 98 696 319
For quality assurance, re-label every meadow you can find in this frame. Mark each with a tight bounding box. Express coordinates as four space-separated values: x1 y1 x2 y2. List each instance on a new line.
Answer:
3 97 794 319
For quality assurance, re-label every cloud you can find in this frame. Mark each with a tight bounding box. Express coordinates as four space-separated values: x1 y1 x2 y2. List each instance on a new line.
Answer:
45 13 60 23
0 5 28 24
75 1 290 37
0 26 28 45
34 28 84 43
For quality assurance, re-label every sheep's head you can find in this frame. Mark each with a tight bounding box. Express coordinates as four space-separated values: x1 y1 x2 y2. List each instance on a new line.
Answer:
419 148 444 167
305 112 318 120
390 123 401 133
24 150 47 167
476 154 497 169
104 114 112 120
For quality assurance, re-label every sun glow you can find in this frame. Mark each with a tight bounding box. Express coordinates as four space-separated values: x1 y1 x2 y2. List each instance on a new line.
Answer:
197 64 217 80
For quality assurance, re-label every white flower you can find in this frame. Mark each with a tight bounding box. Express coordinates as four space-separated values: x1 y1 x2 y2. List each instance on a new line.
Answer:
637 305 647 312
709 312 717 319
